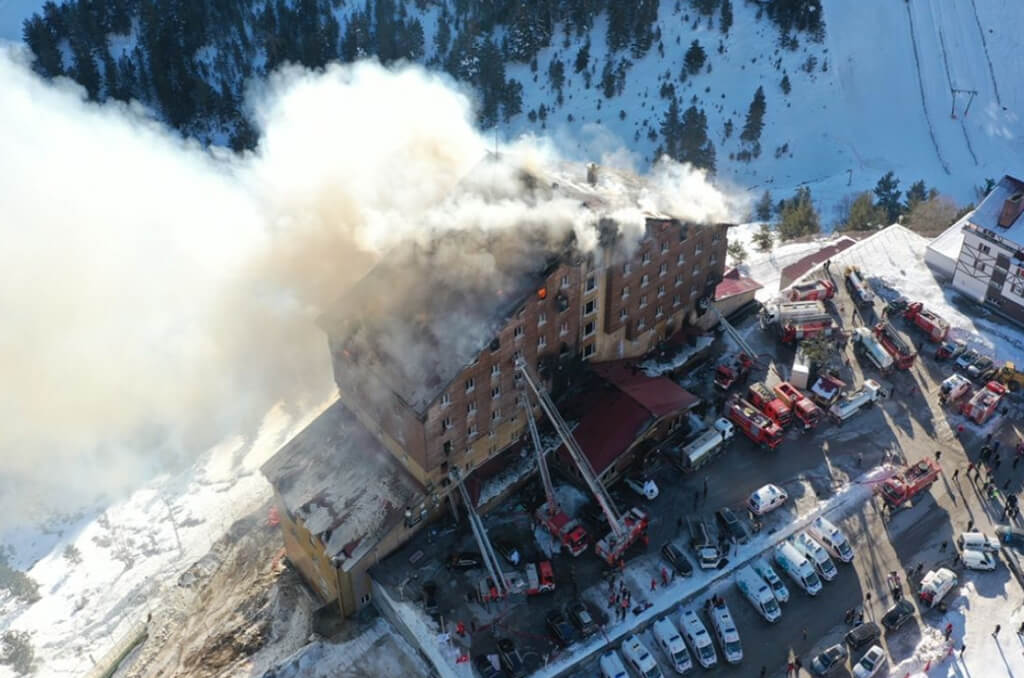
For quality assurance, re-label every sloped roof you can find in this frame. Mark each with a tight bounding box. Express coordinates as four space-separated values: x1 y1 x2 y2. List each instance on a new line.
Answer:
565 388 654 475
970 174 1024 246
590 361 700 417
715 267 763 301
261 399 425 571
779 237 858 288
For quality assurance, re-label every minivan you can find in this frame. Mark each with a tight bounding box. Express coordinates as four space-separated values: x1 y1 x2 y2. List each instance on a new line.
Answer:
748 484 788 515
958 531 1001 553
679 608 717 668
599 650 628 678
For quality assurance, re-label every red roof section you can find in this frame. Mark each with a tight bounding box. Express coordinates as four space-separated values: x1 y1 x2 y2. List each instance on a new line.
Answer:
564 389 654 474
715 267 763 301
590 361 700 417
779 238 857 288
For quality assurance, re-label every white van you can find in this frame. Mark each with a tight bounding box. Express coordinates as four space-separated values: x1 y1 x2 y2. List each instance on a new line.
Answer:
774 541 822 595
752 557 790 603
735 565 781 622
679 608 717 669
793 532 838 581
747 484 788 515
919 568 958 608
600 650 629 678
961 549 998 571
652 617 693 675
621 634 663 678
808 516 854 563
958 532 1001 553
705 598 743 664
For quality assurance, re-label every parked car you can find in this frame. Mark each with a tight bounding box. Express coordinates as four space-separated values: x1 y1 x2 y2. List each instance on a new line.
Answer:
474 654 504 678
936 338 966 361
447 551 483 571
810 643 849 676
961 548 998 571
494 539 522 566
748 484 789 515
715 507 748 543
497 638 525 678
662 542 694 577
881 599 915 631
966 355 994 380
851 645 886 678
997 525 1024 549
422 582 439 619
845 622 881 651
545 609 577 648
955 348 981 371
568 600 598 638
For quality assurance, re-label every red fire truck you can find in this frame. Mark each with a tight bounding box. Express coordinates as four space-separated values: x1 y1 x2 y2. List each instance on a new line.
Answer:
902 302 950 343
714 353 754 391
786 279 836 302
747 382 793 427
873 322 917 370
773 381 823 430
879 459 941 508
960 380 1007 425
726 396 784 449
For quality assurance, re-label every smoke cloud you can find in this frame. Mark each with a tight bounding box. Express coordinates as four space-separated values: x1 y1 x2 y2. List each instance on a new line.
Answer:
0 47 740 528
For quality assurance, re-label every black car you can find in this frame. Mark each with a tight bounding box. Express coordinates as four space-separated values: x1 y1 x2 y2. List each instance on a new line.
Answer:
545 609 577 648
497 638 525 677
422 582 439 619
882 599 916 631
715 507 748 544
661 542 694 577
845 621 881 651
567 600 598 637
447 551 483 571
474 654 504 678
997 525 1024 549
494 539 522 566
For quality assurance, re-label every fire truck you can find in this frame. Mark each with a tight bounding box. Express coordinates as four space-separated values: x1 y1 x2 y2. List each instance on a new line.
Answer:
747 382 793 427
786 279 835 302
772 381 822 430
726 396 784 449
760 301 839 345
845 266 874 306
902 302 950 343
521 392 589 557
879 458 941 508
517 360 648 567
873 321 917 370
714 353 754 391
960 380 1007 425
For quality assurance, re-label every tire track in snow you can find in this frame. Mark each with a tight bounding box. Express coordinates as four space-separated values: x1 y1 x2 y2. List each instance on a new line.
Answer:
933 12 978 166
968 0 1002 107
904 1 950 175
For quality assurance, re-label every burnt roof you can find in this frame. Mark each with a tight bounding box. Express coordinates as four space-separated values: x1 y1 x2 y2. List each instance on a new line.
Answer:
260 399 425 570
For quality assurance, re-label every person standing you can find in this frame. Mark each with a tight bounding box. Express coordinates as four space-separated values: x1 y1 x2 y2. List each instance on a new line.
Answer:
994 624 1002 636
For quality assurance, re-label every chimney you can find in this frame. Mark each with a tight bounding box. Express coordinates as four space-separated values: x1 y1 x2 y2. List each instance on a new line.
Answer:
586 162 598 186
998 192 1024 228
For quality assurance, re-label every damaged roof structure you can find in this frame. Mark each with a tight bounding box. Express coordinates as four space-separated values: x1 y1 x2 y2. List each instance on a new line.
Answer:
261 399 424 571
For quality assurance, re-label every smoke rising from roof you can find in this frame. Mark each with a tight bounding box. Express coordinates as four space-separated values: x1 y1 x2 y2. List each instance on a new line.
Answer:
0 47 740 528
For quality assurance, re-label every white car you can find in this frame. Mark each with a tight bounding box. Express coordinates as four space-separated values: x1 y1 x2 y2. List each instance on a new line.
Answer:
625 477 660 500
852 645 886 678
747 484 788 515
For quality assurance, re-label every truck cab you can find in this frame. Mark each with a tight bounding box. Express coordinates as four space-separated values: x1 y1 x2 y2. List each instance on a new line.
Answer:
735 565 782 622
679 608 717 669
652 617 693 675
774 541 822 595
792 532 838 581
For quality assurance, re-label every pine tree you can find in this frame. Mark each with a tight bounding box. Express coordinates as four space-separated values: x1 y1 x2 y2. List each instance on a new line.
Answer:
601 58 616 98
606 3 631 52
755 190 773 221
740 86 766 143
574 39 590 73
727 240 747 262
659 97 682 160
677 105 716 172
780 74 791 95
843 192 885 231
22 15 64 77
434 13 451 56
70 40 101 99
778 186 820 240
548 56 565 92
719 0 733 34
873 171 902 223
903 180 928 213
752 223 774 252
684 40 706 75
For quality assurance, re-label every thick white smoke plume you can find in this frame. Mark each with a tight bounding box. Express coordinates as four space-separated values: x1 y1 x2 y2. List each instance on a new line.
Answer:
0 46 741 528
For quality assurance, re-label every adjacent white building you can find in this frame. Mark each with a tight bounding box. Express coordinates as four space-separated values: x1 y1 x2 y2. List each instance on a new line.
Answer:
950 175 1024 327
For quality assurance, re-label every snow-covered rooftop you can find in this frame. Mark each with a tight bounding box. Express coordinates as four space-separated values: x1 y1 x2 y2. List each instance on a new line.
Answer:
967 174 1024 244
261 399 425 569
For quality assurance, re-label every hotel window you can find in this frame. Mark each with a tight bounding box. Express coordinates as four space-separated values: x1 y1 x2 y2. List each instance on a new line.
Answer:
622 262 632 275
690 288 698 298
560 322 569 336
637 318 646 331
443 440 452 455
619 308 628 320
465 377 475 392
659 263 667 277
695 243 704 256
583 343 595 359
672 294 681 307
677 253 685 265
641 274 650 287
621 285 630 298
537 311 547 325
491 364 500 377
692 264 701 277
467 400 477 414
642 251 651 264
712 232 721 244
491 409 501 422
583 321 595 338
657 284 665 298
661 241 669 253
656 305 664 318
675 273 683 287
514 325 524 339
440 393 451 408
584 299 597 315
538 335 547 348
640 294 648 308
586 276 596 292
491 385 501 400
560 275 570 288
441 417 452 432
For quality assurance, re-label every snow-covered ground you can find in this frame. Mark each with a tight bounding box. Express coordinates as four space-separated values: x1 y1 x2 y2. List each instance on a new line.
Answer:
0 400 329 678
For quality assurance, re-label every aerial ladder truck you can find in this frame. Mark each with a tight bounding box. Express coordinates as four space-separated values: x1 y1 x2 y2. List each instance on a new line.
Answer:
516 359 649 566
521 390 589 557
453 469 511 602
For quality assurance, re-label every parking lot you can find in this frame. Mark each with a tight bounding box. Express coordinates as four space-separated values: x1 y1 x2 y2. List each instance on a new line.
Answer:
371 266 1024 677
